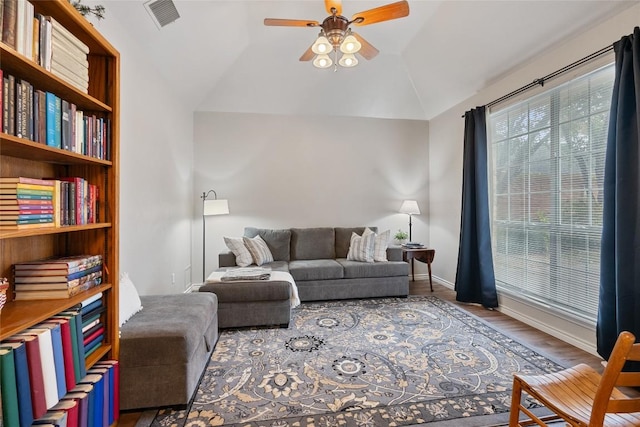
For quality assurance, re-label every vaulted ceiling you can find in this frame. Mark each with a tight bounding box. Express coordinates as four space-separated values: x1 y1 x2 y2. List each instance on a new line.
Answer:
100 0 637 120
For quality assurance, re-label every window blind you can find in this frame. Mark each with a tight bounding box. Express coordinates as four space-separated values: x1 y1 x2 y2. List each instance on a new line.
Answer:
489 64 615 322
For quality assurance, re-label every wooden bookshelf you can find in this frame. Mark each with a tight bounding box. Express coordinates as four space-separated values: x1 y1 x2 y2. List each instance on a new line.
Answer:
0 0 120 370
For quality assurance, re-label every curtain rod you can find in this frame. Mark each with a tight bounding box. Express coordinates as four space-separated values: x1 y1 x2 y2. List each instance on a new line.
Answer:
462 43 614 118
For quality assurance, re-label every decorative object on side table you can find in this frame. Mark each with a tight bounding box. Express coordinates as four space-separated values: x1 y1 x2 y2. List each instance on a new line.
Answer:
394 229 408 245
0 277 9 312
399 200 420 242
201 190 230 281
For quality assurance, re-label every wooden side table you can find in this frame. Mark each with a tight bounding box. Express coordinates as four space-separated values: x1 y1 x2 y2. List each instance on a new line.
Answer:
402 248 436 291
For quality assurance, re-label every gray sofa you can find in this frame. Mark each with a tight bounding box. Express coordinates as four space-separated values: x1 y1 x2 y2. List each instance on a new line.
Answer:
218 226 409 302
119 293 219 410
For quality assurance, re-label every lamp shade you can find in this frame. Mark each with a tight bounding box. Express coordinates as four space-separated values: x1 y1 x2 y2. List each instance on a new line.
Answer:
312 36 332 55
313 54 333 68
399 200 420 215
203 199 229 216
338 53 358 67
340 34 361 54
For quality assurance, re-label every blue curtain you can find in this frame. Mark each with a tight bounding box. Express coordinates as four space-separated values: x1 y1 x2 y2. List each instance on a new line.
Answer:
597 27 640 360
455 106 499 308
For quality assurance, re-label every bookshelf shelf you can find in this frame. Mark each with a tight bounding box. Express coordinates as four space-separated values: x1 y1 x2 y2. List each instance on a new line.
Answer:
0 283 112 340
0 222 112 240
0 44 112 112
0 133 112 165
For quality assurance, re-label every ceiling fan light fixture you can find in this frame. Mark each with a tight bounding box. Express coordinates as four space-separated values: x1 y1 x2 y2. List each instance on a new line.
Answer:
313 54 333 68
339 53 358 67
312 35 332 54
340 34 361 54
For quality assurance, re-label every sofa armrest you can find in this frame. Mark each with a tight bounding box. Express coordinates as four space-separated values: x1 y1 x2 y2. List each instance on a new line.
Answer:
219 251 237 268
386 246 403 262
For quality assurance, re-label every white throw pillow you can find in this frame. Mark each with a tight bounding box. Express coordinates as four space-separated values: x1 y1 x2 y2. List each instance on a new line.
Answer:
119 272 143 328
347 231 375 263
224 236 253 267
243 235 274 266
365 227 391 262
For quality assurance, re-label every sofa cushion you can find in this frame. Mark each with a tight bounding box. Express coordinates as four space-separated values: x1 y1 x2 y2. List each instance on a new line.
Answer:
224 237 253 267
291 227 335 260
346 231 375 263
200 280 291 303
335 227 377 258
338 259 409 279
120 293 218 367
244 227 291 261
243 235 274 266
288 259 344 281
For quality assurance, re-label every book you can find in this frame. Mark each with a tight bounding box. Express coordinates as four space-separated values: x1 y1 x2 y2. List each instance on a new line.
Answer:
51 311 83 381
13 276 103 299
0 347 20 427
32 410 67 427
92 360 118 424
0 213 54 221
37 323 67 400
4 334 47 419
0 198 51 206
0 341 34 427
80 298 102 316
86 367 109 427
45 92 58 148
14 254 102 271
61 99 70 150
0 222 52 230
15 264 103 283
81 292 102 307
39 319 76 392
2 0 17 49
49 17 89 54
49 400 78 427
0 177 54 186
23 327 58 409
61 391 88 427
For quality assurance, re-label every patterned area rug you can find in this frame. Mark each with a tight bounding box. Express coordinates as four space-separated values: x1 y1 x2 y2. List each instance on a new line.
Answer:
150 296 563 427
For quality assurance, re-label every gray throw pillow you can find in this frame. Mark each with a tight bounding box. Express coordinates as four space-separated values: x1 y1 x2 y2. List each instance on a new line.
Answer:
244 227 291 261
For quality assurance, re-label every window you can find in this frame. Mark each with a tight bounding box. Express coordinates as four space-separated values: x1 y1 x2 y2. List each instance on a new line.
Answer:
489 64 615 322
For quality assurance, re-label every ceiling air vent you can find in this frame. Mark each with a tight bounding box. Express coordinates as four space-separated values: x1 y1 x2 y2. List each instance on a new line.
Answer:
144 0 180 29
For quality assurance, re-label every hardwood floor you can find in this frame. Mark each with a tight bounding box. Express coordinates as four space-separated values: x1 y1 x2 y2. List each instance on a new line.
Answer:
118 279 604 426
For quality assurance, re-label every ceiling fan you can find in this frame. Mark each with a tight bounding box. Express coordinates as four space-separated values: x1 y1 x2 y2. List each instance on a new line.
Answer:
264 0 410 69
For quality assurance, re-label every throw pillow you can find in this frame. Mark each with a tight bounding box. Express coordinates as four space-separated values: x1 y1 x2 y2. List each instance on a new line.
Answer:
365 227 391 262
346 231 375 263
243 235 275 266
119 272 143 328
224 236 253 267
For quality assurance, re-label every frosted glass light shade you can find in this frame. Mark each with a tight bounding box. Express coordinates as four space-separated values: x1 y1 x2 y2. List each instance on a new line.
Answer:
313 54 333 68
312 36 332 54
204 199 229 216
399 200 420 215
340 34 361 54
338 53 358 67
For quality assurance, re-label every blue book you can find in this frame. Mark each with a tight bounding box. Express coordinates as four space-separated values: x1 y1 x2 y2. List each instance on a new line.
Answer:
88 367 109 427
84 334 104 356
45 92 59 148
43 323 67 399
80 374 103 427
69 264 102 282
0 342 34 427
80 298 103 317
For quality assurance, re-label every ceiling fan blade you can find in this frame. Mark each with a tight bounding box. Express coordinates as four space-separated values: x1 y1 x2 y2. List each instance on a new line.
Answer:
264 18 319 27
351 0 410 26
324 0 342 15
353 33 379 60
299 45 315 61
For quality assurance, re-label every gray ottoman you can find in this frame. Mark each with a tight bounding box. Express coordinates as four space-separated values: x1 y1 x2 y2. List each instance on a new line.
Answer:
199 280 291 328
119 293 219 410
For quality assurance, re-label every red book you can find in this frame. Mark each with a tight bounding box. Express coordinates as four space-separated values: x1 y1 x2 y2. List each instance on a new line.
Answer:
42 318 76 391
5 334 47 419
82 326 104 346
50 398 79 427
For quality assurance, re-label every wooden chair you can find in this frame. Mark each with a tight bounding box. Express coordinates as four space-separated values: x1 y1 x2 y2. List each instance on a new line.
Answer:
509 331 640 426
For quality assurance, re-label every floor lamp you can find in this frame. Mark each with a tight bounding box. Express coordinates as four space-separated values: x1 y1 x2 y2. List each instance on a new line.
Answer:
399 200 420 242
201 190 229 282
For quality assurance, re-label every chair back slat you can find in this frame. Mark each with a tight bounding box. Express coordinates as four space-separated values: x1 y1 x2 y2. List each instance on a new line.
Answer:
607 397 640 413
616 371 640 387
626 343 640 362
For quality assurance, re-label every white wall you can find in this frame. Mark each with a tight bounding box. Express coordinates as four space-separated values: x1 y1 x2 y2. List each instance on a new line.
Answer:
192 112 430 283
89 17 195 296
428 4 640 355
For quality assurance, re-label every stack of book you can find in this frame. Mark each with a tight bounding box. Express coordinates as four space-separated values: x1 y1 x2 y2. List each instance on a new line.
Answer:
49 17 89 94
0 298 119 427
80 294 106 358
0 177 55 230
13 255 103 300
